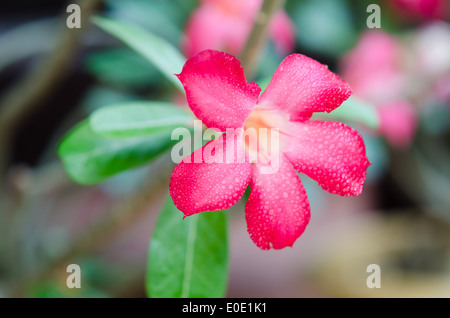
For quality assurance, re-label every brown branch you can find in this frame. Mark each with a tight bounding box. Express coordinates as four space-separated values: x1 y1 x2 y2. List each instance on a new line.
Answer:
0 0 104 294
9 156 174 297
240 0 286 79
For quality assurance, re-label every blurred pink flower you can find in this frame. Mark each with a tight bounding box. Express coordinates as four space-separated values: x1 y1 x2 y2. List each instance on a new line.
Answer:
340 30 406 104
390 0 448 20
182 0 296 58
434 75 450 103
170 50 369 250
379 101 417 148
340 30 417 148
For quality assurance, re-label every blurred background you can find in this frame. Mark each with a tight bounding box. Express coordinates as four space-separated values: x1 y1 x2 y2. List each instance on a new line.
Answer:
0 0 449 297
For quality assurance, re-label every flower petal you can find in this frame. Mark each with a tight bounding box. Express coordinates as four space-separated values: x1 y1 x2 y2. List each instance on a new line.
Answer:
183 0 295 57
177 50 261 131
245 157 310 250
182 4 231 58
258 54 352 122
283 120 370 196
170 133 252 217
182 2 251 57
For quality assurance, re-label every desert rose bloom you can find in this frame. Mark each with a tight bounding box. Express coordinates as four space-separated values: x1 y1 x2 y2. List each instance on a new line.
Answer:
340 30 417 148
182 0 295 58
170 50 370 250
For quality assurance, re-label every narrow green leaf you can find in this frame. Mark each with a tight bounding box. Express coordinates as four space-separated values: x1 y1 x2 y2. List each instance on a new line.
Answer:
57 120 178 185
89 102 194 137
92 16 186 92
315 96 380 130
85 48 161 89
147 194 228 298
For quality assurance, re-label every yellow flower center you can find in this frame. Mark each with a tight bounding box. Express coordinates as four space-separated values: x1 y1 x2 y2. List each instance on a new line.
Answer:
243 107 288 163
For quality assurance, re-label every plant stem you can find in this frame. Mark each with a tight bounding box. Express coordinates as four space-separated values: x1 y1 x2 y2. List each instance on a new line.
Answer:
240 0 285 79
0 0 103 282
9 156 173 297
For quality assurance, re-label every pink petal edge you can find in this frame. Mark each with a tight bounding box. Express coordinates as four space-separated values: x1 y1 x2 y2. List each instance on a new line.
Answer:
258 54 352 122
245 157 310 250
283 120 370 197
177 50 261 131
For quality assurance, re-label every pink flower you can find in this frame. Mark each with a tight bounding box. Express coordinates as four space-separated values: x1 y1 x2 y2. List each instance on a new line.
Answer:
340 31 405 105
182 0 295 58
389 0 448 20
340 30 417 147
169 50 370 250
378 101 417 148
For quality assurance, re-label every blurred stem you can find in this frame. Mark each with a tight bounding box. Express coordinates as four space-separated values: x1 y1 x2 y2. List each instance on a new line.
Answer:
0 0 102 186
240 0 285 79
0 0 102 291
10 156 173 297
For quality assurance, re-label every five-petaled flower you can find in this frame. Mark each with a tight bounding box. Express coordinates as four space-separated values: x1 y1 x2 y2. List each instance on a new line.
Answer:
170 50 370 250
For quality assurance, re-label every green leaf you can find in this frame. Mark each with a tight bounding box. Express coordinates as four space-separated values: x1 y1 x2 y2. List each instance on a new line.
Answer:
89 101 194 137
28 281 107 298
81 86 139 114
105 0 191 44
147 194 228 298
256 77 272 93
85 48 161 89
57 119 179 185
92 16 186 92
314 96 380 130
